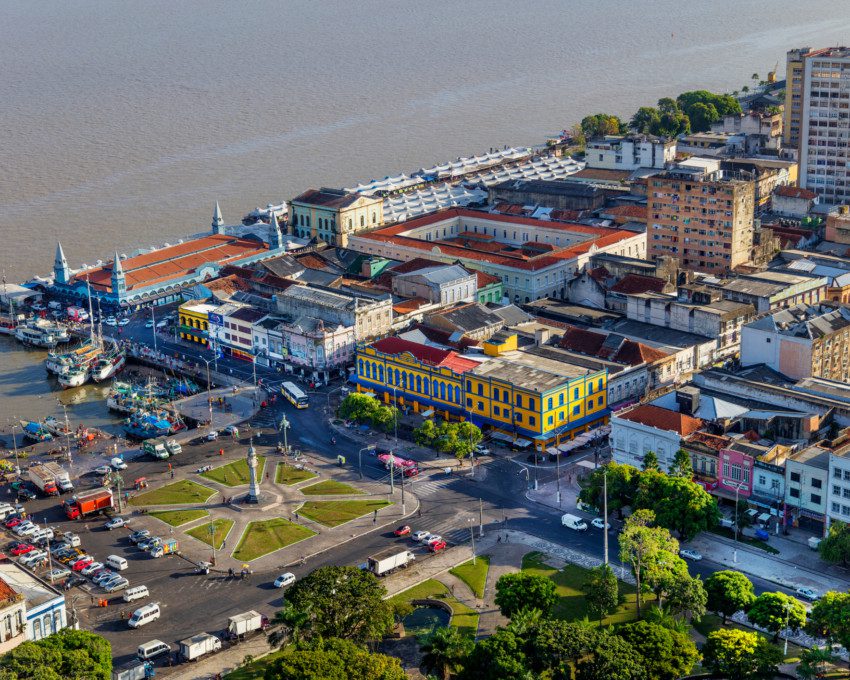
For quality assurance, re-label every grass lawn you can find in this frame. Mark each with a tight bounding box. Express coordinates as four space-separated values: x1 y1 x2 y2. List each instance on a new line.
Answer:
225 649 286 679
275 463 317 486
522 551 651 625
300 479 363 496
148 509 209 527
692 613 807 663
708 526 780 554
129 480 216 506
232 518 316 562
450 556 490 599
388 579 478 637
187 519 235 550
200 456 266 487
298 500 392 527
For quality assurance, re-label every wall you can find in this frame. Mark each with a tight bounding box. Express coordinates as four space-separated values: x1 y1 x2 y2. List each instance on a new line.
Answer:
740 324 813 379
610 416 681 470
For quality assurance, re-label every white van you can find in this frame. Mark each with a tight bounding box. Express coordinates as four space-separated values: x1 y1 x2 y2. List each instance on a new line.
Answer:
561 513 588 531
0 504 16 520
123 585 149 603
137 639 170 660
106 555 128 571
128 603 160 629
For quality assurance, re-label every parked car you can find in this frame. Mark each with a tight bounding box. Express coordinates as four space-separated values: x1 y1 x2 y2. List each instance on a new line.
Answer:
591 518 610 530
10 544 34 556
393 525 411 537
206 430 219 442
412 531 431 543
223 425 239 436
93 571 118 587
273 573 296 588
144 320 154 328
81 562 104 577
110 457 127 471
129 530 151 544
105 517 127 530
428 540 447 553
795 587 820 602
19 551 47 567
679 548 703 561
426 535 443 546
4 518 23 529
105 577 130 593
46 567 71 581
118 318 130 327
474 444 490 455
93 465 111 476
72 557 94 572
16 488 36 501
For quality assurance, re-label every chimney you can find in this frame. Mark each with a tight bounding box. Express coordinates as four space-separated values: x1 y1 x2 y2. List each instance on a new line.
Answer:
535 327 551 346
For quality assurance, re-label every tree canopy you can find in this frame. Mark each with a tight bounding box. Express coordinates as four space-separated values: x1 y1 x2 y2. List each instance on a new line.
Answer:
575 632 645 680
636 471 719 540
0 630 112 680
420 626 474 680
618 510 679 616
618 620 699 680
458 629 529 680
807 591 850 650
583 564 619 624
819 520 850 567
284 566 393 643
702 628 782 680
705 570 756 623
625 89 741 136
494 572 557 618
413 419 482 462
746 591 807 641
338 394 398 434
581 113 627 139
263 638 404 680
578 462 637 518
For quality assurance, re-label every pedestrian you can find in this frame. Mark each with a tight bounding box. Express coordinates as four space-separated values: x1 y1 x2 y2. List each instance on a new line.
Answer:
265 472 269 480
170 470 174 479
417 508 422 518
497 535 501 544
505 534 509 543
90 596 95 606
294 511 299 521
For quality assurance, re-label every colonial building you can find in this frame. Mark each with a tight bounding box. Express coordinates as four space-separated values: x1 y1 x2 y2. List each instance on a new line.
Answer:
178 301 218 346
0 563 68 645
288 188 384 247
391 264 477 305
611 403 703 471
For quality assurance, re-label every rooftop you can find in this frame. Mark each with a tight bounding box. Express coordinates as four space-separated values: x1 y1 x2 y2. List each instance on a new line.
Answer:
491 178 602 198
746 304 850 339
609 274 667 295
291 188 364 209
774 186 818 201
615 403 704 436
0 563 62 609
471 351 591 392
369 337 479 374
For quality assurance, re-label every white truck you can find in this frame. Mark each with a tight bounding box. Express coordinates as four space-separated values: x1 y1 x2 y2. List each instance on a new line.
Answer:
111 660 153 680
226 610 269 639
178 633 221 662
43 462 73 493
366 548 416 577
28 465 59 496
561 513 588 531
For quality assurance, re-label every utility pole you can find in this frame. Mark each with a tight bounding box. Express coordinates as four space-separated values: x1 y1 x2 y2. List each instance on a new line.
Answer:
62 403 72 470
469 520 476 566
150 307 157 353
202 359 213 429
479 497 484 538
358 445 373 480
400 468 405 515
389 452 395 494
603 468 609 565
280 415 290 454
556 448 561 507
9 422 20 475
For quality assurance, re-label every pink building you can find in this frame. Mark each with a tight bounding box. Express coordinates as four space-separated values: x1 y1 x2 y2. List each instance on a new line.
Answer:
717 448 754 498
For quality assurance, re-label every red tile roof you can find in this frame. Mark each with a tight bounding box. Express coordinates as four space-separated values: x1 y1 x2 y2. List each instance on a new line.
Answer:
476 271 501 287
410 323 480 349
370 337 478 373
612 340 668 365
684 431 731 451
392 298 430 314
601 204 649 223
617 404 703 435
559 325 667 366
560 326 606 356
609 274 667 295
774 186 817 201
0 578 18 602
570 168 632 182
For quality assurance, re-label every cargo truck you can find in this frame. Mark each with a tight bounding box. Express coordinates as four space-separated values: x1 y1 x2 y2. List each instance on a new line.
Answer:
63 488 114 520
150 538 179 558
42 462 73 493
178 632 221 662
111 660 153 680
226 611 269 640
142 439 169 460
28 465 59 496
366 547 416 577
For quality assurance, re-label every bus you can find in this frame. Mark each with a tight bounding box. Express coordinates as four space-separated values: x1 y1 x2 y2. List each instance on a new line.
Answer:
281 382 309 409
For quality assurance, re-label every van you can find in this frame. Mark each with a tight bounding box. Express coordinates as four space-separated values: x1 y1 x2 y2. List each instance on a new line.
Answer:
0 504 16 520
561 513 588 531
128 603 160 629
718 517 735 529
123 585 149 603
106 555 128 571
136 639 170 660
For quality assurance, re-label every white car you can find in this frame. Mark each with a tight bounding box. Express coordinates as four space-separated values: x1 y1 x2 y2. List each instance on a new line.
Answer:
426 535 443 546
118 318 130 326
206 430 219 441
679 548 703 561
156 320 167 329
104 317 117 327
46 568 71 581
20 552 48 568
795 587 820 601
274 572 296 588
412 531 431 543
105 517 126 530
81 562 104 577
474 444 490 455
105 578 130 593
110 457 127 470
94 465 111 476
144 320 154 328
591 518 610 530
15 524 39 537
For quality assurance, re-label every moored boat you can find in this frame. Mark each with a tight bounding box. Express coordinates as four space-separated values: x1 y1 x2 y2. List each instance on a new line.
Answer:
123 411 185 440
20 421 53 443
15 324 59 349
90 352 126 382
58 366 88 389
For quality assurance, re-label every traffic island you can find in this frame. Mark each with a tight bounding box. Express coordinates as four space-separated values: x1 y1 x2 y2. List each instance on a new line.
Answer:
449 556 491 599
149 509 210 527
297 499 393 527
275 463 317 486
187 518 234 549
387 579 478 638
232 518 316 562
129 480 217 506
200 456 266 487
300 479 363 496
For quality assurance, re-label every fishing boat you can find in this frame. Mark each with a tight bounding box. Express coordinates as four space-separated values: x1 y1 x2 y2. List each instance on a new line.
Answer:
90 351 126 382
15 324 60 349
45 341 100 375
20 421 53 443
123 411 185 440
58 365 88 389
43 415 71 436
32 319 71 343
0 315 16 335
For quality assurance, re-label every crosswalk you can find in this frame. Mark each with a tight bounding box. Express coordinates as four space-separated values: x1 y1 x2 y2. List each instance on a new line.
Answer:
406 473 455 498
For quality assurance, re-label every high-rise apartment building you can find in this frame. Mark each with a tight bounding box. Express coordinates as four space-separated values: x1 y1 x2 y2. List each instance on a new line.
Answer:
786 47 850 204
647 161 755 274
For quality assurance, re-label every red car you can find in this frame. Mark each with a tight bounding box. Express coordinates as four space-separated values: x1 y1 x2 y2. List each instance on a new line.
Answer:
72 557 93 572
10 544 34 556
428 540 447 553
393 525 411 537
5 518 23 529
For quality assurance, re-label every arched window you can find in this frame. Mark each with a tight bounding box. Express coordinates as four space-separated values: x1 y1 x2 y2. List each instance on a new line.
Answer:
378 366 384 382
439 383 446 401
394 369 400 385
372 212 377 224
416 376 422 392
42 614 52 636
358 359 365 377
402 373 407 389
365 363 371 379
33 618 41 641
360 215 365 227
454 386 461 403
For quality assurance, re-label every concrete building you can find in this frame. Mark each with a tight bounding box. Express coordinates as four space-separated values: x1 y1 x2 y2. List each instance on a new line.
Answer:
276 284 393 341
392 264 477 305
784 47 821 153
252 314 355 374
647 164 755 273
487 179 607 212
0 563 67 644
828 449 850 528
422 303 504 342
785 445 830 533
824 206 850 244
0 578 25 654
676 132 741 157
289 188 384 247
585 134 675 170
208 303 267 361
611 403 703 471
772 186 819 218
178 301 218 346
721 157 798 210
711 111 783 154
740 303 850 381
715 270 827 313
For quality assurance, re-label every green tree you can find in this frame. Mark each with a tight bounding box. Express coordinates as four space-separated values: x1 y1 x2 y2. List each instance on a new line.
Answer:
268 601 310 648
796 646 835 680
0 630 112 680
494 572 557 619
819 520 850 567
575 632 645 680
664 572 707 620
687 102 720 132
263 638 405 680
371 404 399 434
581 113 626 139
584 564 619 624
578 462 638 518
285 566 393 643
652 98 689 137
705 570 756 624
413 419 438 447
669 449 692 477
735 498 753 534
630 107 661 134
420 627 474 680
702 628 782 680
526 620 598 679
807 591 850 650
618 510 679 617
618 620 699 680
459 629 529 680
677 90 741 118
746 592 807 642
641 450 660 471
338 393 379 423
644 475 720 540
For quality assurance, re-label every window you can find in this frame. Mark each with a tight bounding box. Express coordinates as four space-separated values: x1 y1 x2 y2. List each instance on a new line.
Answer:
466 398 472 407
494 406 500 416
547 398 553 410
759 475 766 486
477 384 483 396
811 493 822 505
477 401 484 410
493 388 500 401
573 388 579 399
588 399 594 409
529 399 536 410
559 393 564 406
572 405 580 415
812 478 822 489
835 468 843 479
548 415 553 425
516 395 523 408
790 488 800 498
790 471 801 483
529 416 536 426
516 413 523 423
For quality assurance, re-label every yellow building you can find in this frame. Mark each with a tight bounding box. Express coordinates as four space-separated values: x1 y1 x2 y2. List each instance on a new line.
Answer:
178 301 217 345
289 188 384 247
354 335 608 451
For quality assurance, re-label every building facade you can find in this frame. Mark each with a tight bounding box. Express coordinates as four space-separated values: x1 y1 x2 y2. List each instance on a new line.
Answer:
391 265 477 305
289 188 384 247
610 403 703 471
178 301 217 346
828 451 850 528
585 135 676 170
647 166 755 273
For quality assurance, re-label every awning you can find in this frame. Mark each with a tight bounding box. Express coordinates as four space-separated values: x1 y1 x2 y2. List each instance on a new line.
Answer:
546 447 560 456
362 391 376 399
513 438 532 449
490 431 514 443
757 513 771 524
421 409 435 418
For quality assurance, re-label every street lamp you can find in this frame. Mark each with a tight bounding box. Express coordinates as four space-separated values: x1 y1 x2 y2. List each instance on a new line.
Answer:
279 415 290 454
201 358 213 429
731 480 747 563
150 307 157 353
8 421 20 476
358 445 374 480
783 602 791 656
468 517 476 566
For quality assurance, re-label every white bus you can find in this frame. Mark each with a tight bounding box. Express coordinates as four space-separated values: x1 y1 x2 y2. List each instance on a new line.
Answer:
281 381 308 409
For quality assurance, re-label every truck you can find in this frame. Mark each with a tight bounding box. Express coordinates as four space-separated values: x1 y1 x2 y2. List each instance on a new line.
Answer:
28 465 59 496
111 660 153 680
366 547 416 577
178 632 221 662
63 488 114 520
561 513 588 532
165 439 182 456
150 538 179 558
226 610 270 639
142 439 169 460
43 462 73 493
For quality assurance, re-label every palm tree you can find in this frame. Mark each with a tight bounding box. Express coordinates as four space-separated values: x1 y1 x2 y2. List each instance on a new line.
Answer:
751 73 760 82
797 647 834 679
420 626 474 680
507 607 543 637
267 602 309 649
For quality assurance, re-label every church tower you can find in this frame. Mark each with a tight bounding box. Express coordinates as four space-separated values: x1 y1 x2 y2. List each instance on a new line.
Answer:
212 201 225 235
269 212 284 250
111 251 126 300
54 242 70 285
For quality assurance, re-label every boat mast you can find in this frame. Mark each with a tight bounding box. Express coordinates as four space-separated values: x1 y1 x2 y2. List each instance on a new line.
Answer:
85 274 95 346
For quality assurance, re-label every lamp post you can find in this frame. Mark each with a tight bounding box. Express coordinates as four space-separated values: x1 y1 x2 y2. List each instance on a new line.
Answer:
279 415 290 454
783 602 791 656
603 467 609 565
468 517 476 566
731 480 746 563
9 421 20 476
479 497 484 538
358 445 374 480
150 307 157 353
556 447 562 507
61 403 72 470
201 358 213 430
